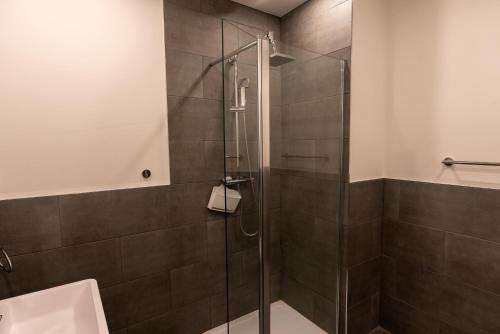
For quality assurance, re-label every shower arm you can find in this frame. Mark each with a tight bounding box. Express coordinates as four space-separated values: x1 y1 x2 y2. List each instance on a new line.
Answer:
209 30 273 67
267 31 278 54
209 40 257 67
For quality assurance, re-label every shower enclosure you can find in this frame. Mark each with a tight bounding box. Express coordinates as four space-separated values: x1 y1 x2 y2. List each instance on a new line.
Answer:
206 20 347 334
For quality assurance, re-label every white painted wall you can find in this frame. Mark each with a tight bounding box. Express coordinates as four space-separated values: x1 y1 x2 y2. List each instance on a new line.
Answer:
350 0 389 182
0 0 170 200
351 0 500 188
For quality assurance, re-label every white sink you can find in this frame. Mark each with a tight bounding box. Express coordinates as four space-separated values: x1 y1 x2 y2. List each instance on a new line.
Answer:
0 279 109 334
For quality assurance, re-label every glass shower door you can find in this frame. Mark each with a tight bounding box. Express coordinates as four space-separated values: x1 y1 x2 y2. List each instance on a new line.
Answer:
221 20 269 334
274 43 345 334
219 19 345 334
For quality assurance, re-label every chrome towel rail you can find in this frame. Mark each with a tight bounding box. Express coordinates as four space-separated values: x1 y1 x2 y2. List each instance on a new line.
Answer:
282 154 329 160
442 157 500 167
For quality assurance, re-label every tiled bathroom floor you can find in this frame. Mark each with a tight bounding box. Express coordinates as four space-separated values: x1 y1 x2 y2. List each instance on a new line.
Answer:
203 300 327 334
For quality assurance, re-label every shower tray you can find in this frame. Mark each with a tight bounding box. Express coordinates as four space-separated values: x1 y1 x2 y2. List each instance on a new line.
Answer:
204 300 326 334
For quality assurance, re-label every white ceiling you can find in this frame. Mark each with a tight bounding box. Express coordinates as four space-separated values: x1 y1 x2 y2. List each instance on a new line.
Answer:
231 0 309 17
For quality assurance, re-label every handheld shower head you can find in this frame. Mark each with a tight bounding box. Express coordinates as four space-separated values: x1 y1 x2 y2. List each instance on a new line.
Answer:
239 77 250 88
239 78 250 107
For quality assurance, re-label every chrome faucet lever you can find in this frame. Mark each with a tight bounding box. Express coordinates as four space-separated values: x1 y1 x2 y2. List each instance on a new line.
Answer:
0 248 13 273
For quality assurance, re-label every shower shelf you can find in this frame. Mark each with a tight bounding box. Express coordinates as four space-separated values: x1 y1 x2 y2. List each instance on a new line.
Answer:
222 177 254 186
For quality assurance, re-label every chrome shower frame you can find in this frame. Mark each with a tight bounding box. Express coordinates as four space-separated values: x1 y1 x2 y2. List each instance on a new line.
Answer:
257 35 271 334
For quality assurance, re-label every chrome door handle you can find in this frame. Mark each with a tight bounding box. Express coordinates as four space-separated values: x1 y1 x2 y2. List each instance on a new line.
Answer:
0 248 13 273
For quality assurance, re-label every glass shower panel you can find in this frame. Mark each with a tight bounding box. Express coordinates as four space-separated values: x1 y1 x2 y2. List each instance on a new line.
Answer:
272 41 344 334
222 20 262 334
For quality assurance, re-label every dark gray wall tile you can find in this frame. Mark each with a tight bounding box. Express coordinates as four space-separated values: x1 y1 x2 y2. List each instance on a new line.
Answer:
170 262 223 307
110 329 128 334
121 225 206 280
380 295 440 334
282 56 343 105
124 272 171 325
209 293 227 328
226 216 258 254
383 222 445 273
167 96 222 141
343 220 381 267
204 140 225 181
344 295 379 334
347 258 381 307
207 219 225 261
284 247 337 301
394 256 441 314
242 248 260 286
380 255 396 299
167 183 210 228
165 49 203 98
6 239 121 295
382 179 500 334
472 187 500 243
439 322 485 334
60 187 168 246
445 233 500 295
270 208 281 245
281 275 315 320
271 272 281 302
399 181 474 231
383 179 400 224
225 282 259 320
440 277 500 334
281 210 338 262
0 274 12 299
164 3 221 58
166 0 201 11
349 179 383 225
313 294 339 333
281 174 340 219
202 57 223 100
169 140 206 183
281 0 352 55
281 175 316 214
127 299 211 334
227 251 245 290
101 284 128 331
0 196 60 255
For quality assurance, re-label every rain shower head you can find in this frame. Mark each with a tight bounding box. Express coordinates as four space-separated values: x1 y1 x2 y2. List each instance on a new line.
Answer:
270 52 296 67
268 31 296 67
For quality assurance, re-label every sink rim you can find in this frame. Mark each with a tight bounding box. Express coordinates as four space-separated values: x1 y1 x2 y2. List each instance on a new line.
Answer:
0 279 109 334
